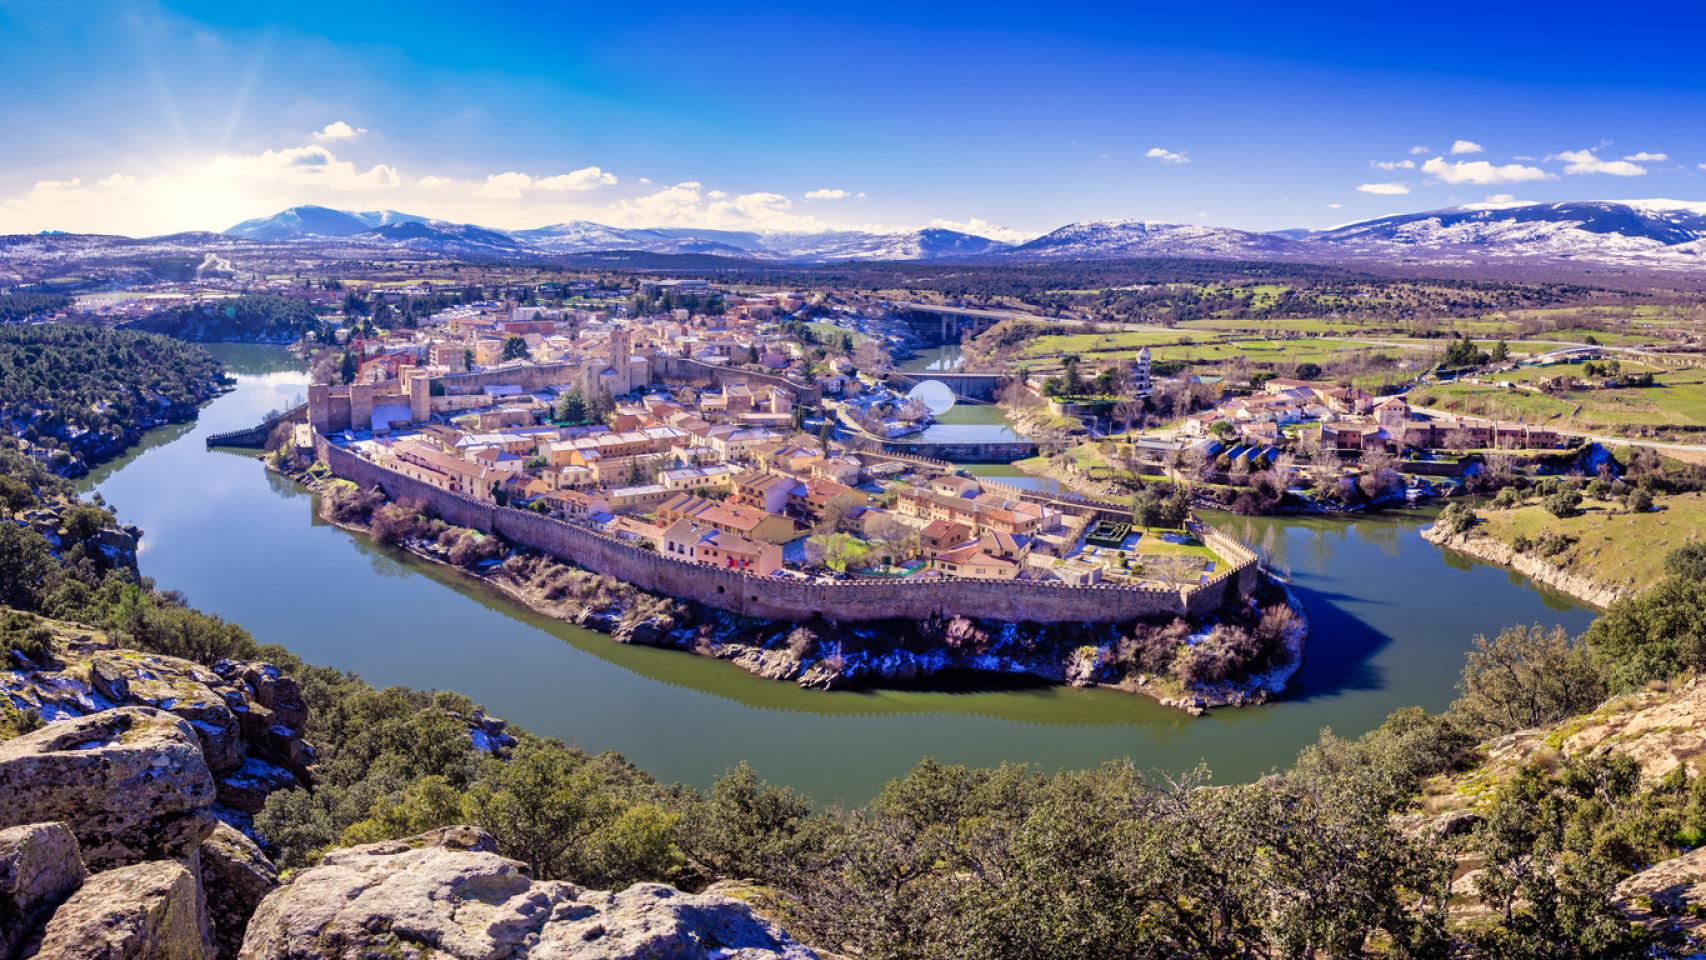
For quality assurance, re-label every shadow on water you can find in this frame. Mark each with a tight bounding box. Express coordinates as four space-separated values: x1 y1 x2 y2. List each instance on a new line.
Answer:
83 345 1604 801
1280 581 1393 703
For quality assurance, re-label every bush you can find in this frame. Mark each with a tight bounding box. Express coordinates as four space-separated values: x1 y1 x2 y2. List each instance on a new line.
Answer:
1438 501 1478 535
1449 624 1606 738
1586 577 1706 691
1545 490 1583 519
1666 543 1706 581
0 610 54 665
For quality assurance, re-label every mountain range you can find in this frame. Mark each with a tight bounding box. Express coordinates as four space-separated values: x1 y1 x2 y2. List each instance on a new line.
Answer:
180 199 1706 270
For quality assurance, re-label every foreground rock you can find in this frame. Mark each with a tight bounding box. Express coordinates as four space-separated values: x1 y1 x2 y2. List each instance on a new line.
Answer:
199 822 279 960
30 859 215 960
0 629 315 813
240 826 816 960
0 822 87 959
1614 845 1706 948
0 707 215 869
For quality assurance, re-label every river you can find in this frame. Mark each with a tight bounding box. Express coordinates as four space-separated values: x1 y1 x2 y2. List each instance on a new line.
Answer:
82 344 1596 806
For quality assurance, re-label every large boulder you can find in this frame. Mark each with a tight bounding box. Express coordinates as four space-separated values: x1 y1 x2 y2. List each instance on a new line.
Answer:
1614 845 1706 947
240 826 816 960
199 822 278 960
0 822 87 959
28 859 215 960
0 707 216 869
0 635 313 784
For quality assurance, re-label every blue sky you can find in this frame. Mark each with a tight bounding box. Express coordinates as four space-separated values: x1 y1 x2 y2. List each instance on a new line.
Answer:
2 0 1703 237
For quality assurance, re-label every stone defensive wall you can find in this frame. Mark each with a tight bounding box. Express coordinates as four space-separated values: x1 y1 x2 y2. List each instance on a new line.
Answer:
205 402 309 449
434 363 582 397
316 434 1260 624
653 357 822 405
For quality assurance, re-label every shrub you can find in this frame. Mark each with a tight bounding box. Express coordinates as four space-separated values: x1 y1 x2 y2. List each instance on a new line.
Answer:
1665 543 1706 581
1545 490 1583 519
1438 501 1478 535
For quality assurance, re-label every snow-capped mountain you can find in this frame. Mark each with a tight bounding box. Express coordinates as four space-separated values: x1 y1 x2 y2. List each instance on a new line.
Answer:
512 222 765 257
224 209 1011 262
1309 200 1706 266
1003 220 1307 260
225 205 429 241
759 228 1011 261
354 220 530 255
168 198 1706 269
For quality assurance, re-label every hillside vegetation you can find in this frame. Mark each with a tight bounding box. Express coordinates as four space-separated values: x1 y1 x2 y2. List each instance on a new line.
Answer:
130 294 320 342
0 323 226 474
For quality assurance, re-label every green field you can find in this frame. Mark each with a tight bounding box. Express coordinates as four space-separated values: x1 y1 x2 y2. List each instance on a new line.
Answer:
1472 492 1706 596
1423 368 1706 431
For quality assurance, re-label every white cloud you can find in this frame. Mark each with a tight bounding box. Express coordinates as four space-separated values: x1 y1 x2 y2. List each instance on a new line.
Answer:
1357 182 1411 195
805 188 851 200
474 171 534 200
1485 193 1516 203
1623 151 1668 163
534 166 617 191
1327 202 1343 209
311 120 366 141
925 217 1033 244
416 175 454 189
601 181 813 231
1420 156 1554 185
1553 148 1647 176
1144 147 1190 165
1409 145 1431 155
1372 160 1416 171
209 144 401 191
1449 139 1485 155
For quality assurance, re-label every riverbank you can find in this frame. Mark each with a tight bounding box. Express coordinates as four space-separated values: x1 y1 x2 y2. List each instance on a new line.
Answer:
1421 523 1628 609
289 459 1304 715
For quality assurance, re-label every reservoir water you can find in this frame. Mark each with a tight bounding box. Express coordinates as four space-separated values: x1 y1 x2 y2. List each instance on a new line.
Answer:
85 345 1597 805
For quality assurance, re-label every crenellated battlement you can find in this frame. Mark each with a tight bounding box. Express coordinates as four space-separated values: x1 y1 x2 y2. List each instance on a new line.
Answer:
316 433 1260 624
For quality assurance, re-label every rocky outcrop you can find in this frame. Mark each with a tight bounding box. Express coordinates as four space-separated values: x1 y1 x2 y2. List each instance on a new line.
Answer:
0 707 215 870
0 822 86 959
30 860 215 960
1614 845 1706 946
240 826 817 960
199 823 278 960
1422 524 1628 609
0 633 315 815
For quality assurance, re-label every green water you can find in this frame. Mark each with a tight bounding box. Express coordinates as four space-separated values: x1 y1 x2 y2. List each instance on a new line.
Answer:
900 344 964 372
83 344 1597 806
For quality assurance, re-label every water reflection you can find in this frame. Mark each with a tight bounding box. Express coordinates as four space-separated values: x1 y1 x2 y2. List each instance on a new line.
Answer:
82 345 1601 804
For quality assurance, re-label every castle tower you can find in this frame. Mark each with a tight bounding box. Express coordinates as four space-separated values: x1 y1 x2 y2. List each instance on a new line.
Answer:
308 383 331 434
408 373 432 424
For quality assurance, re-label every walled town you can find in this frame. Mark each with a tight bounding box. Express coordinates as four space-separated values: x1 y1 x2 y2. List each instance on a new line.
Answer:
293 283 1259 621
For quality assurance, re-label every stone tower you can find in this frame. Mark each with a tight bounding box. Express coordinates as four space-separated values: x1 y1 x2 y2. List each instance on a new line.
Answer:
608 328 632 395
1130 346 1153 397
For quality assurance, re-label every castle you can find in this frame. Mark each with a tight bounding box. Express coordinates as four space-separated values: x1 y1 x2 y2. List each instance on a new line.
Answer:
310 327 651 435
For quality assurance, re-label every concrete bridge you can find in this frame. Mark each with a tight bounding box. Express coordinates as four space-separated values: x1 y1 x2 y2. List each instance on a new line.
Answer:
884 370 1007 402
887 302 1018 345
